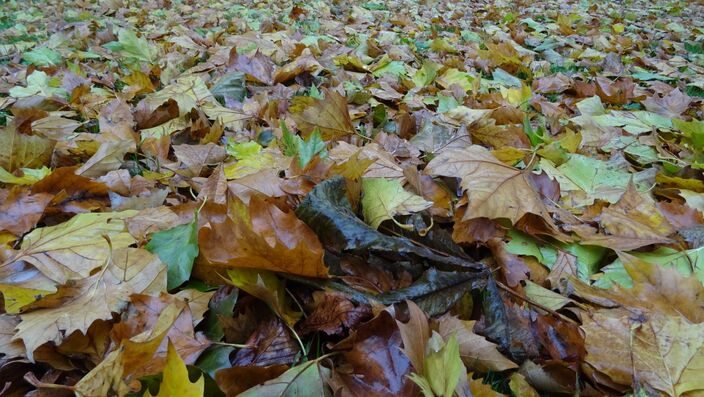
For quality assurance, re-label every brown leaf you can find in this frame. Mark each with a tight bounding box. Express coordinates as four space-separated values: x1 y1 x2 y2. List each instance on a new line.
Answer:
579 182 675 250
109 293 210 378
642 88 691 118
487 238 530 287
395 300 430 373
173 143 227 176
290 89 355 139
228 49 275 85
231 314 299 367
273 49 323 84
436 314 518 372
425 145 556 227
583 310 704 397
198 196 327 278
330 310 417 397
14 248 166 361
0 188 52 236
298 291 372 336
98 99 137 143
215 365 289 397
0 126 55 172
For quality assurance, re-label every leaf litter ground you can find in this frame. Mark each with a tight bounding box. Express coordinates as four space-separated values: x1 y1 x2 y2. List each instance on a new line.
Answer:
1 0 704 396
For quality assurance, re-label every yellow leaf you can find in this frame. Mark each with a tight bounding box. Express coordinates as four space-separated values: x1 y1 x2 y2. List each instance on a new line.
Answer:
0 166 51 185
146 341 204 397
2 211 139 284
361 177 432 229
0 284 53 314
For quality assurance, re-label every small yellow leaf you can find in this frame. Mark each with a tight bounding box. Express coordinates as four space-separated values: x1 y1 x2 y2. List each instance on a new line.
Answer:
146 341 204 397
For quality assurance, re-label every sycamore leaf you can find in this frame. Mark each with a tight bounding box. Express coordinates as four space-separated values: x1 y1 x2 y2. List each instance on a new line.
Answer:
13 247 166 360
0 166 51 185
224 141 289 180
290 89 355 139
0 127 55 172
361 177 432 229
425 145 555 226
422 332 464 397
9 70 68 98
198 196 327 278
436 314 518 372
146 218 199 290
1 211 139 284
282 127 328 168
238 360 331 397
75 304 182 397
583 310 704 397
22 47 61 67
227 268 301 327
146 341 204 397
578 182 675 250
104 29 157 63
76 140 134 178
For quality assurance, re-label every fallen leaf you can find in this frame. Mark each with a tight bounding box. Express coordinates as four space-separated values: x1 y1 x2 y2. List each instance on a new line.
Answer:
198 196 327 278
290 89 355 139
146 341 204 397
14 247 165 360
425 145 555 226
2 210 138 283
362 177 432 230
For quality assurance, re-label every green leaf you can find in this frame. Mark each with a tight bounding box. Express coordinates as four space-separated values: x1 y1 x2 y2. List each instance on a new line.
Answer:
673 118 704 150
595 247 704 289
436 95 459 113
9 70 68 98
423 332 464 397
22 47 61 67
237 360 332 397
413 60 439 87
104 29 157 63
362 177 432 230
492 68 522 87
372 56 407 78
211 72 246 104
146 218 199 290
296 128 327 168
0 166 51 185
280 125 327 168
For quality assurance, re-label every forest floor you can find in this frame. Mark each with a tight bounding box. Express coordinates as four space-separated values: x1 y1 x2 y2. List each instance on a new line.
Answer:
1 0 704 396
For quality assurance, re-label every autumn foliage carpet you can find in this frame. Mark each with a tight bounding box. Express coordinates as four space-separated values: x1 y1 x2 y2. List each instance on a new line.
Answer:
1 0 704 396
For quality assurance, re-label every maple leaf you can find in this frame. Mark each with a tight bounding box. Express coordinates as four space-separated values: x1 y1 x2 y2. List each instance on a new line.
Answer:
577 182 675 250
198 196 327 278
2 210 139 283
13 247 165 360
289 89 355 139
361 177 432 230
425 145 556 227
146 341 204 397
0 126 55 172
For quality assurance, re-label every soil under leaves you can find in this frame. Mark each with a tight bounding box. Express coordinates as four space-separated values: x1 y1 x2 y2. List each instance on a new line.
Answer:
1 0 704 396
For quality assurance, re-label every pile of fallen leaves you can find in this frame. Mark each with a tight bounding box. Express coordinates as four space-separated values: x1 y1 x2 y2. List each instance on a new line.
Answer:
1 0 704 395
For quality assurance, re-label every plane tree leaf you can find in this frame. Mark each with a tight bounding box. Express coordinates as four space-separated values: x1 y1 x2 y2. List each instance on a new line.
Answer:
198 195 327 278
146 341 204 397
425 145 556 226
146 217 199 290
361 177 432 230
13 247 166 360
2 210 139 283
290 89 355 139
